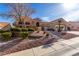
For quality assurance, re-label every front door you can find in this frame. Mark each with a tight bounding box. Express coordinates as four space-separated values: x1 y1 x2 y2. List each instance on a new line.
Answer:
36 22 40 27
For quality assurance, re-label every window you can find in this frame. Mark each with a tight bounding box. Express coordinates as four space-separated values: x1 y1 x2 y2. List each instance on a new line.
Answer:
25 22 30 25
18 22 23 24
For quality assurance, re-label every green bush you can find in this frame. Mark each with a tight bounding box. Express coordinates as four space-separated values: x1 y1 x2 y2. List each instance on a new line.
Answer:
10 27 21 32
20 32 28 39
0 30 5 33
28 28 34 31
1 32 12 41
21 28 28 32
29 26 38 31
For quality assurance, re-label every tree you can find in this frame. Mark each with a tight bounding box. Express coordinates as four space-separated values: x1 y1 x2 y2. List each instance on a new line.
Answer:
0 3 35 22
58 20 61 32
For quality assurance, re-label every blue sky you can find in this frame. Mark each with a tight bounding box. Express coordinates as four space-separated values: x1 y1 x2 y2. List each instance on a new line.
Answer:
0 3 79 23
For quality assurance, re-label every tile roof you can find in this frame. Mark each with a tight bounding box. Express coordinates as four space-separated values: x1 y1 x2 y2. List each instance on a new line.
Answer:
0 22 10 29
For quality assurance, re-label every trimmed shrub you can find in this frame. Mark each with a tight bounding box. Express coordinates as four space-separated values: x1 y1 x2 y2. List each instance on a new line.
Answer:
20 32 28 39
10 27 21 37
21 28 28 32
0 30 5 33
1 32 12 41
10 27 21 32
28 28 34 31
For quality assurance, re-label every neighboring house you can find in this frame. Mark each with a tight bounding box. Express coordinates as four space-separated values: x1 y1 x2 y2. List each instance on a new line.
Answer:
68 22 79 31
49 18 71 31
0 22 11 30
41 18 71 31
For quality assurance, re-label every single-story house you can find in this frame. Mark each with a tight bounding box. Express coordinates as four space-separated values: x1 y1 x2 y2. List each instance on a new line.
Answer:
39 18 71 31
13 16 79 31
13 16 41 27
68 22 79 31
0 22 11 30
48 18 71 31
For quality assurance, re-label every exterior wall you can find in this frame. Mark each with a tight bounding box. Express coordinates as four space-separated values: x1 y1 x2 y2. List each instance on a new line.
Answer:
48 19 69 31
13 17 41 27
69 22 79 31
13 17 79 31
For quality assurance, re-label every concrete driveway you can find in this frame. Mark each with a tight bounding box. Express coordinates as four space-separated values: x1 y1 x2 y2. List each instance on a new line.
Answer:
67 31 79 35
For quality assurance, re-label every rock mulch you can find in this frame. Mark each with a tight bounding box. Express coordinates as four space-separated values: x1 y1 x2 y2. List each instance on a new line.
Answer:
60 33 79 39
0 36 58 56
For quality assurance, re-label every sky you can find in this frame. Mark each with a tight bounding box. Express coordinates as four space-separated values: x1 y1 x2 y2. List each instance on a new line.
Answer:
0 3 79 23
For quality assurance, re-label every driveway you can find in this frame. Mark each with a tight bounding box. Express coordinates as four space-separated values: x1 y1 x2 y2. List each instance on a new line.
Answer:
67 31 79 35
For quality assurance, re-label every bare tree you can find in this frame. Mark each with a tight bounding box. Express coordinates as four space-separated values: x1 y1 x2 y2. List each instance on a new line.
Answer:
0 3 35 22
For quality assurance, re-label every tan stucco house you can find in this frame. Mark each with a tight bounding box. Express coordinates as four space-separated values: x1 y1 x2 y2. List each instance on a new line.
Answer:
38 18 71 31
48 18 79 31
0 22 11 30
13 16 79 31
68 22 79 31
13 16 41 27
48 18 71 31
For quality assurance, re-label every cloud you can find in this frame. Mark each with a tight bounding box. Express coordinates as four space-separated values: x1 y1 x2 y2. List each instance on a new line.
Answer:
41 17 51 22
41 9 79 22
63 9 79 21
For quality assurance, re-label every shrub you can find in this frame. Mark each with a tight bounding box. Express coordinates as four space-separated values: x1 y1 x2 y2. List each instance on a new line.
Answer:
21 28 28 32
10 27 21 32
20 32 28 39
28 28 34 31
1 32 12 41
0 30 5 33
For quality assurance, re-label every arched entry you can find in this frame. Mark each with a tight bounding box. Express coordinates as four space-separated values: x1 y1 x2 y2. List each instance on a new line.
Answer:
67 27 71 31
36 22 40 27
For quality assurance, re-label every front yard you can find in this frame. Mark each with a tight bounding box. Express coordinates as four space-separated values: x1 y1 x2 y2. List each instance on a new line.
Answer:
0 27 58 55
0 26 78 55
0 35 57 55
